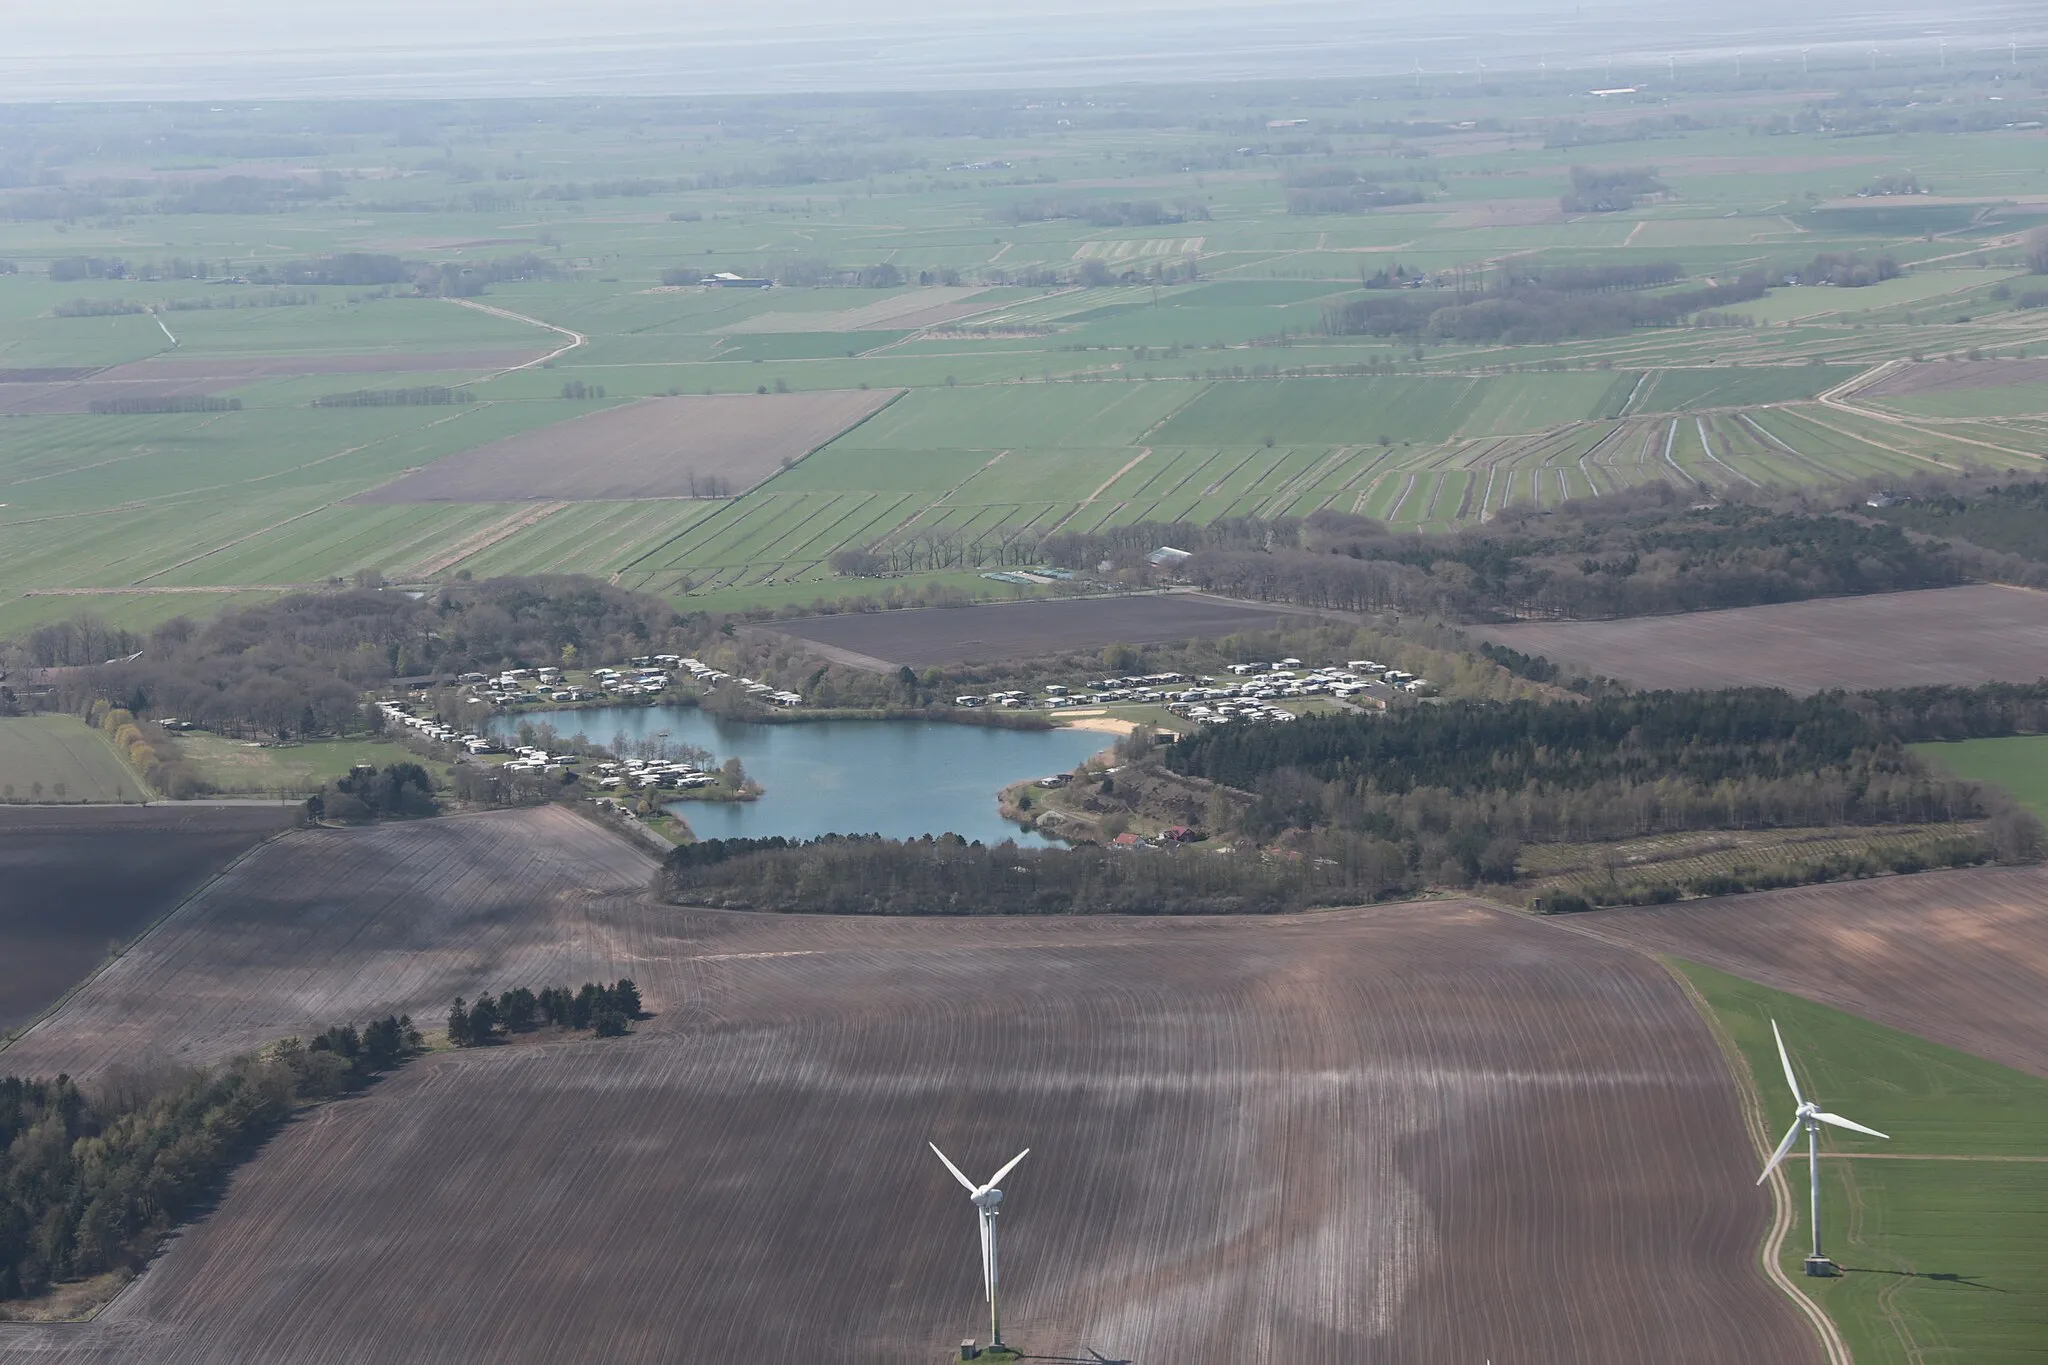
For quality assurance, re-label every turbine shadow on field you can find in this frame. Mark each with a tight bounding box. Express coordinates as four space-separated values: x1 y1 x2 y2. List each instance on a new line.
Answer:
1837 1266 2008 1292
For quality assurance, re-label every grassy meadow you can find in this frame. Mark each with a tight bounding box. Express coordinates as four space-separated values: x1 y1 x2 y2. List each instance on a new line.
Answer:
0 715 147 802
1911 736 2048 824
1679 960 2048 1365
4 61 2048 625
169 734 452 796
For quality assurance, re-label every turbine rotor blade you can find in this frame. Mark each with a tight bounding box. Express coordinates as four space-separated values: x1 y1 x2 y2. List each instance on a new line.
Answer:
929 1142 977 1192
1813 1111 1890 1141
1771 1019 1804 1106
1757 1117 1803 1184
982 1147 1031 1193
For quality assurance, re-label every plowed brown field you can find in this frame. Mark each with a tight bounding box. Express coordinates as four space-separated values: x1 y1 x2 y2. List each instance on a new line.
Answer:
1860 358 2048 398
0 805 295 1035
1473 585 2048 693
773 592 1329 670
0 807 654 1078
1576 863 2048 1079
353 389 899 503
0 808 1817 1365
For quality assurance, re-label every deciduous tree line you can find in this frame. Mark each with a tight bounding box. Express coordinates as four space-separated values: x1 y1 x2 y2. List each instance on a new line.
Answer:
656 832 1398 916
21 577 695 740
1030 489 1977 621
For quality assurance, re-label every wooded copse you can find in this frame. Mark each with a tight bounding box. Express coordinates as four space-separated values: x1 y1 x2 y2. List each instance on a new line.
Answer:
0 1015 420 1303
1559 165 1669 213
307 762 439 824
1322 268 1769 343
1164 684 2048 857
447 980 642 1044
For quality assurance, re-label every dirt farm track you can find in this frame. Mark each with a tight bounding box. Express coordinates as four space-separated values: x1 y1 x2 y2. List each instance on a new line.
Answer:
1472 584 2048 694
0 808 1819 1365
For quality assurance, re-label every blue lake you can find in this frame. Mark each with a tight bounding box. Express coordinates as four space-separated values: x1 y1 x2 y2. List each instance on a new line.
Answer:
489 706 1116 846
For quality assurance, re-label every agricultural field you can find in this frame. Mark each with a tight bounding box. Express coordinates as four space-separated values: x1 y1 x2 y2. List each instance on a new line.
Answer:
1911 735 2048 823
0 858 1820 1363
1680 962 2048 1365
0 807 655 1078
0 714 146 803
1473 585 2048 694
0 804 294 1035
169 734 454 797
6 69 2048 627
0 349 549 416
770 592 1326 670
1579 863 2048 1081
355 389 901 503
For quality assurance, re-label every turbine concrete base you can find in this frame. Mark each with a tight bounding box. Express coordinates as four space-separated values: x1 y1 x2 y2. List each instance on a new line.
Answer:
1803 1255 1841 1277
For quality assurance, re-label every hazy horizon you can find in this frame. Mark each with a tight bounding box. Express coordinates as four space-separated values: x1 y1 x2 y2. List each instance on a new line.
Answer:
5 0 2044 100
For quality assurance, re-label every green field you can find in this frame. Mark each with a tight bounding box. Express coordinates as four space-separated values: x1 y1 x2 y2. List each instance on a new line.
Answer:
171 734 452 796
4 70 2048 631
1150 374 1612 446
0 715 147 802
1911 737 2048 824
1678 960 2048 1365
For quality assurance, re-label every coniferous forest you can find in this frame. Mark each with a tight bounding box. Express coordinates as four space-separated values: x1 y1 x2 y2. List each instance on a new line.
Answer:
0 1017 420 1301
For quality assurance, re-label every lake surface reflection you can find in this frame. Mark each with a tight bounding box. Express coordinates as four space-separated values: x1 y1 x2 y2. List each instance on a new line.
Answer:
490 706 1115 846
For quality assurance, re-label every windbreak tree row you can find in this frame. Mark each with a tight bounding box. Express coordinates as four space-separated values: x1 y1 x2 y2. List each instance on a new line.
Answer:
656 832 1409 916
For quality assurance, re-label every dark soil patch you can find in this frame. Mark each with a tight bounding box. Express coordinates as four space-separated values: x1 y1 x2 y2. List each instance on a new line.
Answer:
352 389 900 503
0 805 295 1034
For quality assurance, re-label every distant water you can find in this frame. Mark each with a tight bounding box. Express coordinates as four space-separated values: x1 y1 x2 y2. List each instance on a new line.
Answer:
490 706 1114 846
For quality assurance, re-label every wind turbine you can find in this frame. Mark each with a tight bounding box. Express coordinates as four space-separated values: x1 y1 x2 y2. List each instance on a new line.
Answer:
931 1143 1030 1351
1757 1020 1888 1276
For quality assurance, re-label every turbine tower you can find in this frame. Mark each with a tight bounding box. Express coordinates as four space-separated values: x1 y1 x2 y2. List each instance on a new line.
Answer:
931 1143 1030 1351
1757 1020 1888 1275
